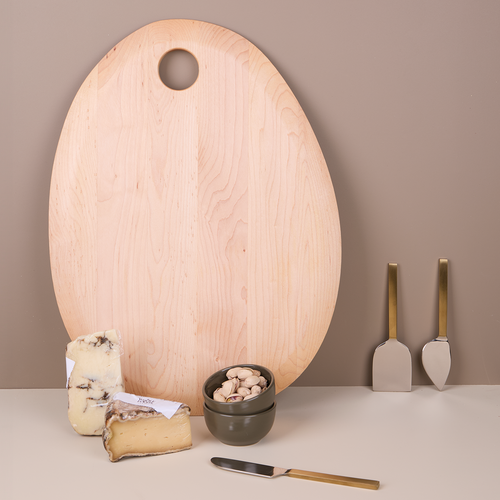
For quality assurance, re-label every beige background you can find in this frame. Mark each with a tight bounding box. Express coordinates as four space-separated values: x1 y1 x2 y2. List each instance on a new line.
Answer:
1 0 499 389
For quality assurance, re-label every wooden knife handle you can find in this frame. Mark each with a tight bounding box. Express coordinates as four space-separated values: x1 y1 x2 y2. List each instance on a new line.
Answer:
286 469 380 490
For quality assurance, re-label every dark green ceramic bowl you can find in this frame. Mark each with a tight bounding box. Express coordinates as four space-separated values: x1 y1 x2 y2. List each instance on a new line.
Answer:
203 401 276 446
202 364 275 415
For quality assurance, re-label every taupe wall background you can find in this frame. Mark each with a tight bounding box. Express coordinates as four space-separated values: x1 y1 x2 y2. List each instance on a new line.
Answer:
1 0 499 389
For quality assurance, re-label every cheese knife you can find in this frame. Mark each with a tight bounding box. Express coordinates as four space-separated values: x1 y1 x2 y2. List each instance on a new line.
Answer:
211 457 380 490
372 263 412 391
422 258 451 390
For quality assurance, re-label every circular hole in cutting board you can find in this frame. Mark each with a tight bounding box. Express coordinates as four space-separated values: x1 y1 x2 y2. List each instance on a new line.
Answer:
159 49 199 90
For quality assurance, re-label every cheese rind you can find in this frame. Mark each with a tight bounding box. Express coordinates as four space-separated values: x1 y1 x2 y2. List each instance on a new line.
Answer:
102 399 192 462
66 329 124 435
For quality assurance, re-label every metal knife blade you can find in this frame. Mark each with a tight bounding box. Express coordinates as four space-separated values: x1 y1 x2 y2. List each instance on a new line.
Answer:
211 457 287 478
422 338 451 390
210 457 380 490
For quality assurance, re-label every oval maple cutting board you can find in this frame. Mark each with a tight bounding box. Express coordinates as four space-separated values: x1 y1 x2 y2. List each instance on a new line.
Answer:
49 20 341 415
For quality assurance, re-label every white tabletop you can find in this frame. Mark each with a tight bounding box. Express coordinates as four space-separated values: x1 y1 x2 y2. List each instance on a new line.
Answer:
3 386 499 499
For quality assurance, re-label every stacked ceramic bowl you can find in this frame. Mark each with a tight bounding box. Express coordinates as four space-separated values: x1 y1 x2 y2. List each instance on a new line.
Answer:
202 364 276 446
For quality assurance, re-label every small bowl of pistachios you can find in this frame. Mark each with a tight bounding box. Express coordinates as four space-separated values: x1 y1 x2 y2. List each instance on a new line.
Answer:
202 364 275 416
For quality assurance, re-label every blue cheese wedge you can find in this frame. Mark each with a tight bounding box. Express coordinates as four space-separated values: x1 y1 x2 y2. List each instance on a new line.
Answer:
102 394 192 462
66 329 124 436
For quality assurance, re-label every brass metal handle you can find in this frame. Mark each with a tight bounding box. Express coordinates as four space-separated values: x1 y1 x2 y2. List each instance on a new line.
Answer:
286 468 380 490
439 259 448 338
388 263 398 339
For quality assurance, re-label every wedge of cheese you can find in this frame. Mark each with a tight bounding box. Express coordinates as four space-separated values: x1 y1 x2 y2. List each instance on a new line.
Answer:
66 329 124 436
102 396 192 462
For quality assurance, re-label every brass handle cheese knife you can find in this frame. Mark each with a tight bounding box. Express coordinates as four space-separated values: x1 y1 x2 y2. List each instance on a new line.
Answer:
211 457 380 490
422 258 451 390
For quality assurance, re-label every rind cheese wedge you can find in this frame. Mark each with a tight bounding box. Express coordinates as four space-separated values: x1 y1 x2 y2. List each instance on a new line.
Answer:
66 329 124 435
102 398 192 462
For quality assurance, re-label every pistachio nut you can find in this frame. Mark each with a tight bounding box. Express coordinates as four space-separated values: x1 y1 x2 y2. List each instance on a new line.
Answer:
242 375 260 388
226 393 243 402
226 367 243 379
236 369 253 380
237 387 251 397
250 385 262 395
213 392 226 402
220 379 237 398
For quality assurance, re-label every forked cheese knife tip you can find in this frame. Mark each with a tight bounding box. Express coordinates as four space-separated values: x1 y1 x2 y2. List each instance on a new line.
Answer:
211 457 380 490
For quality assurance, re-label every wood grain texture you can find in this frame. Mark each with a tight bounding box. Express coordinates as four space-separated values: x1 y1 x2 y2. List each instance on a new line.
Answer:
49 20 341 414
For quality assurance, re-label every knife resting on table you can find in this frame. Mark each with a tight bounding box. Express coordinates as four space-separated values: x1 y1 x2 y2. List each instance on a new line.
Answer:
211 457 380 490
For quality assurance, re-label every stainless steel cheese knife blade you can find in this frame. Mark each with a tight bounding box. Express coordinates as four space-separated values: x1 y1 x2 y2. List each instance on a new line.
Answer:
210 457 380 490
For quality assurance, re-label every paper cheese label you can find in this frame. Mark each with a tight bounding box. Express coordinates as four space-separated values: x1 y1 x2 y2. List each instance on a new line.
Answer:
113 392 182 419
65 357 76 388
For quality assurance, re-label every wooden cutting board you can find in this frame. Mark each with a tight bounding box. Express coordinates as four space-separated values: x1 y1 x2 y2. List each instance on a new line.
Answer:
49 20 341 415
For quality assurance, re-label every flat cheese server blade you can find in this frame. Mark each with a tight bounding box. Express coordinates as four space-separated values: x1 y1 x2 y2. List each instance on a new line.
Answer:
372 263 412 391
211 457 380 490
422 259 451 390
